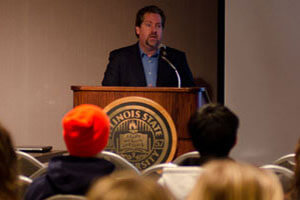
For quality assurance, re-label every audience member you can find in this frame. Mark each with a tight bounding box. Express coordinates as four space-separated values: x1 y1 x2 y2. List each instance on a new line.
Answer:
158 104 239 200
285 138 300 200
0 123 19 200
86 172 173 200
25 104 115 200
187 160 284 200
183 103 239 166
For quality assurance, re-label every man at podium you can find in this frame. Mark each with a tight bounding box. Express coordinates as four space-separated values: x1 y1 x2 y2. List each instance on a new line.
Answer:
102 5 195 87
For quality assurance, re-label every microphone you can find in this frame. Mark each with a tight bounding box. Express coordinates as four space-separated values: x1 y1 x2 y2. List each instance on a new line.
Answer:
159 43 181 88
159 43 167 56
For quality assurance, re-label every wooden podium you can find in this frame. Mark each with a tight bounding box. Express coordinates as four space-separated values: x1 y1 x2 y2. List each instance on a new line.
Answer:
71 86 207 159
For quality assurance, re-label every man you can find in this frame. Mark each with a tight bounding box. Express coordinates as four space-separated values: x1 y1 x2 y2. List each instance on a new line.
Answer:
158 104 239 200
25 104 115 200
183 103 239 166
102 5 195 87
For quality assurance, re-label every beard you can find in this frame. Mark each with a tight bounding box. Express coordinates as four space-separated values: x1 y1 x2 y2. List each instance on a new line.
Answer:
145 35 160 49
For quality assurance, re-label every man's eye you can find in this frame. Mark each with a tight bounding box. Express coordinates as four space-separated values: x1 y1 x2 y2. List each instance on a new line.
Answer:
145 23 151 27
156 24 162 29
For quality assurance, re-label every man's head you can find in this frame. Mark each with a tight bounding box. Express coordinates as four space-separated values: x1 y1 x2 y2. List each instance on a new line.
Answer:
188 103 239 157
135 5 165 53
63 104 110 157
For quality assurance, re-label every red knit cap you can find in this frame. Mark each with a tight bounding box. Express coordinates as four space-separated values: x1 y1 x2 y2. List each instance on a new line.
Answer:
62 104 110 157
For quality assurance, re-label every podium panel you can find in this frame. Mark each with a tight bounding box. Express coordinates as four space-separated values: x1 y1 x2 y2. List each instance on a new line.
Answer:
71 86 207 160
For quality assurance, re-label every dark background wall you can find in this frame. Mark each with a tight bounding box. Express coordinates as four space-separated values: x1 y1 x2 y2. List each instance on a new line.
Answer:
0 0 218 150
226 0 300 165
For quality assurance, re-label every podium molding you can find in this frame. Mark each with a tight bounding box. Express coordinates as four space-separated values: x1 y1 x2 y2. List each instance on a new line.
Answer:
71 86 207 159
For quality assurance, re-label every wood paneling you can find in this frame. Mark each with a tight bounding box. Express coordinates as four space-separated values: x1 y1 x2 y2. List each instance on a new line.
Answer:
71 86 204 158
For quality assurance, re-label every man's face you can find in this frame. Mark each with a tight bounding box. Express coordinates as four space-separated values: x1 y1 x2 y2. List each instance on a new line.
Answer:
136 12 163 52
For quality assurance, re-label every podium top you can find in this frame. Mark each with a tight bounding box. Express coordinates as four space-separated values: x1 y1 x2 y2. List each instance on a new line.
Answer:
71 86 205 93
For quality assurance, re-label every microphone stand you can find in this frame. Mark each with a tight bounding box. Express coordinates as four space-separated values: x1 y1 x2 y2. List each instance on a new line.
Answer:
160 52 182 88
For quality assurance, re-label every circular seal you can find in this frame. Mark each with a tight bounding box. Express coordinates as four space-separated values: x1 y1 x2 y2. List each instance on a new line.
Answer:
104 96 177 170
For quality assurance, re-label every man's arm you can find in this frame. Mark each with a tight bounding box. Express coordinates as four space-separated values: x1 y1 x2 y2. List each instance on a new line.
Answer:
102 51 121 86
178 52 195 87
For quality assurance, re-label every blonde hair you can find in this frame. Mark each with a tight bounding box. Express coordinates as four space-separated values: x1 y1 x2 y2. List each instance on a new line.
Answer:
87 172 172 200
188 160 283 200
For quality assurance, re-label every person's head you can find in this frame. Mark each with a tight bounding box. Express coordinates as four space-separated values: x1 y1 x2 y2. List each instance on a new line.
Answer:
286 138 300 200
135 5 165 54
188 103 239 157
188 160 284 200
86 172 172 200
63 104 110 157
0 123 18 200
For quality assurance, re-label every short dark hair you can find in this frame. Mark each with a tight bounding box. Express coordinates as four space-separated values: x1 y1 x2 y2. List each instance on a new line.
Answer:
188 104 239 157
135 5 166 28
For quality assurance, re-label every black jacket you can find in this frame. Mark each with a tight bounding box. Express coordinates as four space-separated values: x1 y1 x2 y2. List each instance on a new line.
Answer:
102 43 195 87
24 156 115 200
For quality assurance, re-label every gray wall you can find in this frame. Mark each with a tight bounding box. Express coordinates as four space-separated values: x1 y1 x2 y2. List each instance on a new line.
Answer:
226 0 300 165
0 0 218 149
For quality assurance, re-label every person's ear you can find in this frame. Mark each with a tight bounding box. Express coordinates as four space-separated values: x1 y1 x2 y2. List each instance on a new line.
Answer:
135 26 140 36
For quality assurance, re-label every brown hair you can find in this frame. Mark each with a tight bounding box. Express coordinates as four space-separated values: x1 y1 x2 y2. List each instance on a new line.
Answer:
135 5 166 38
0 123 18 200
135 5 165 28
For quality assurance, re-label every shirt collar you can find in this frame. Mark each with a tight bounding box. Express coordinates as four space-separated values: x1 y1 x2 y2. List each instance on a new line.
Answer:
139 44 160 58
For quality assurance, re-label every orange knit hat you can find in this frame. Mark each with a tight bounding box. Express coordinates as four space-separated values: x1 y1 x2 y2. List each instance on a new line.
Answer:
62 104 110 157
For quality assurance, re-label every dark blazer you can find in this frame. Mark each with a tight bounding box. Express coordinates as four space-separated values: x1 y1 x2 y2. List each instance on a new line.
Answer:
24 156 115 200
102 43 195 87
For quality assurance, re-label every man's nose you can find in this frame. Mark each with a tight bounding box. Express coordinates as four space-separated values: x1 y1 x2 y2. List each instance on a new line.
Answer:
151 25 158 32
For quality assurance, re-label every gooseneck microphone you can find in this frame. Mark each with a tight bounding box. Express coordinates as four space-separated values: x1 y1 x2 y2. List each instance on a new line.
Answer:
159 44 182 88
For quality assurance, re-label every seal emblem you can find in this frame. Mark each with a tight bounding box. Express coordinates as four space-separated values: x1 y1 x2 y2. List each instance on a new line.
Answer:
104 96 177 170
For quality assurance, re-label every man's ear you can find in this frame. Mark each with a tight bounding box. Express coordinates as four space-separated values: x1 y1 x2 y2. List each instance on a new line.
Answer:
135 26 140 36
234 135 238 147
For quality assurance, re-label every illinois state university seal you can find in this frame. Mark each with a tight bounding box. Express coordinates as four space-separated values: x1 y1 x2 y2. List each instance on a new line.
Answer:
104 97 177 170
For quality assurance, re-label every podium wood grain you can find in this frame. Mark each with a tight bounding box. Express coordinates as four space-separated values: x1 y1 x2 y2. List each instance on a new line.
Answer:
71 86 203 158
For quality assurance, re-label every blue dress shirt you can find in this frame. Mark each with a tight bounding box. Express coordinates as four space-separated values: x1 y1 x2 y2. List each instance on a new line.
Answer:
139 47 160 87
